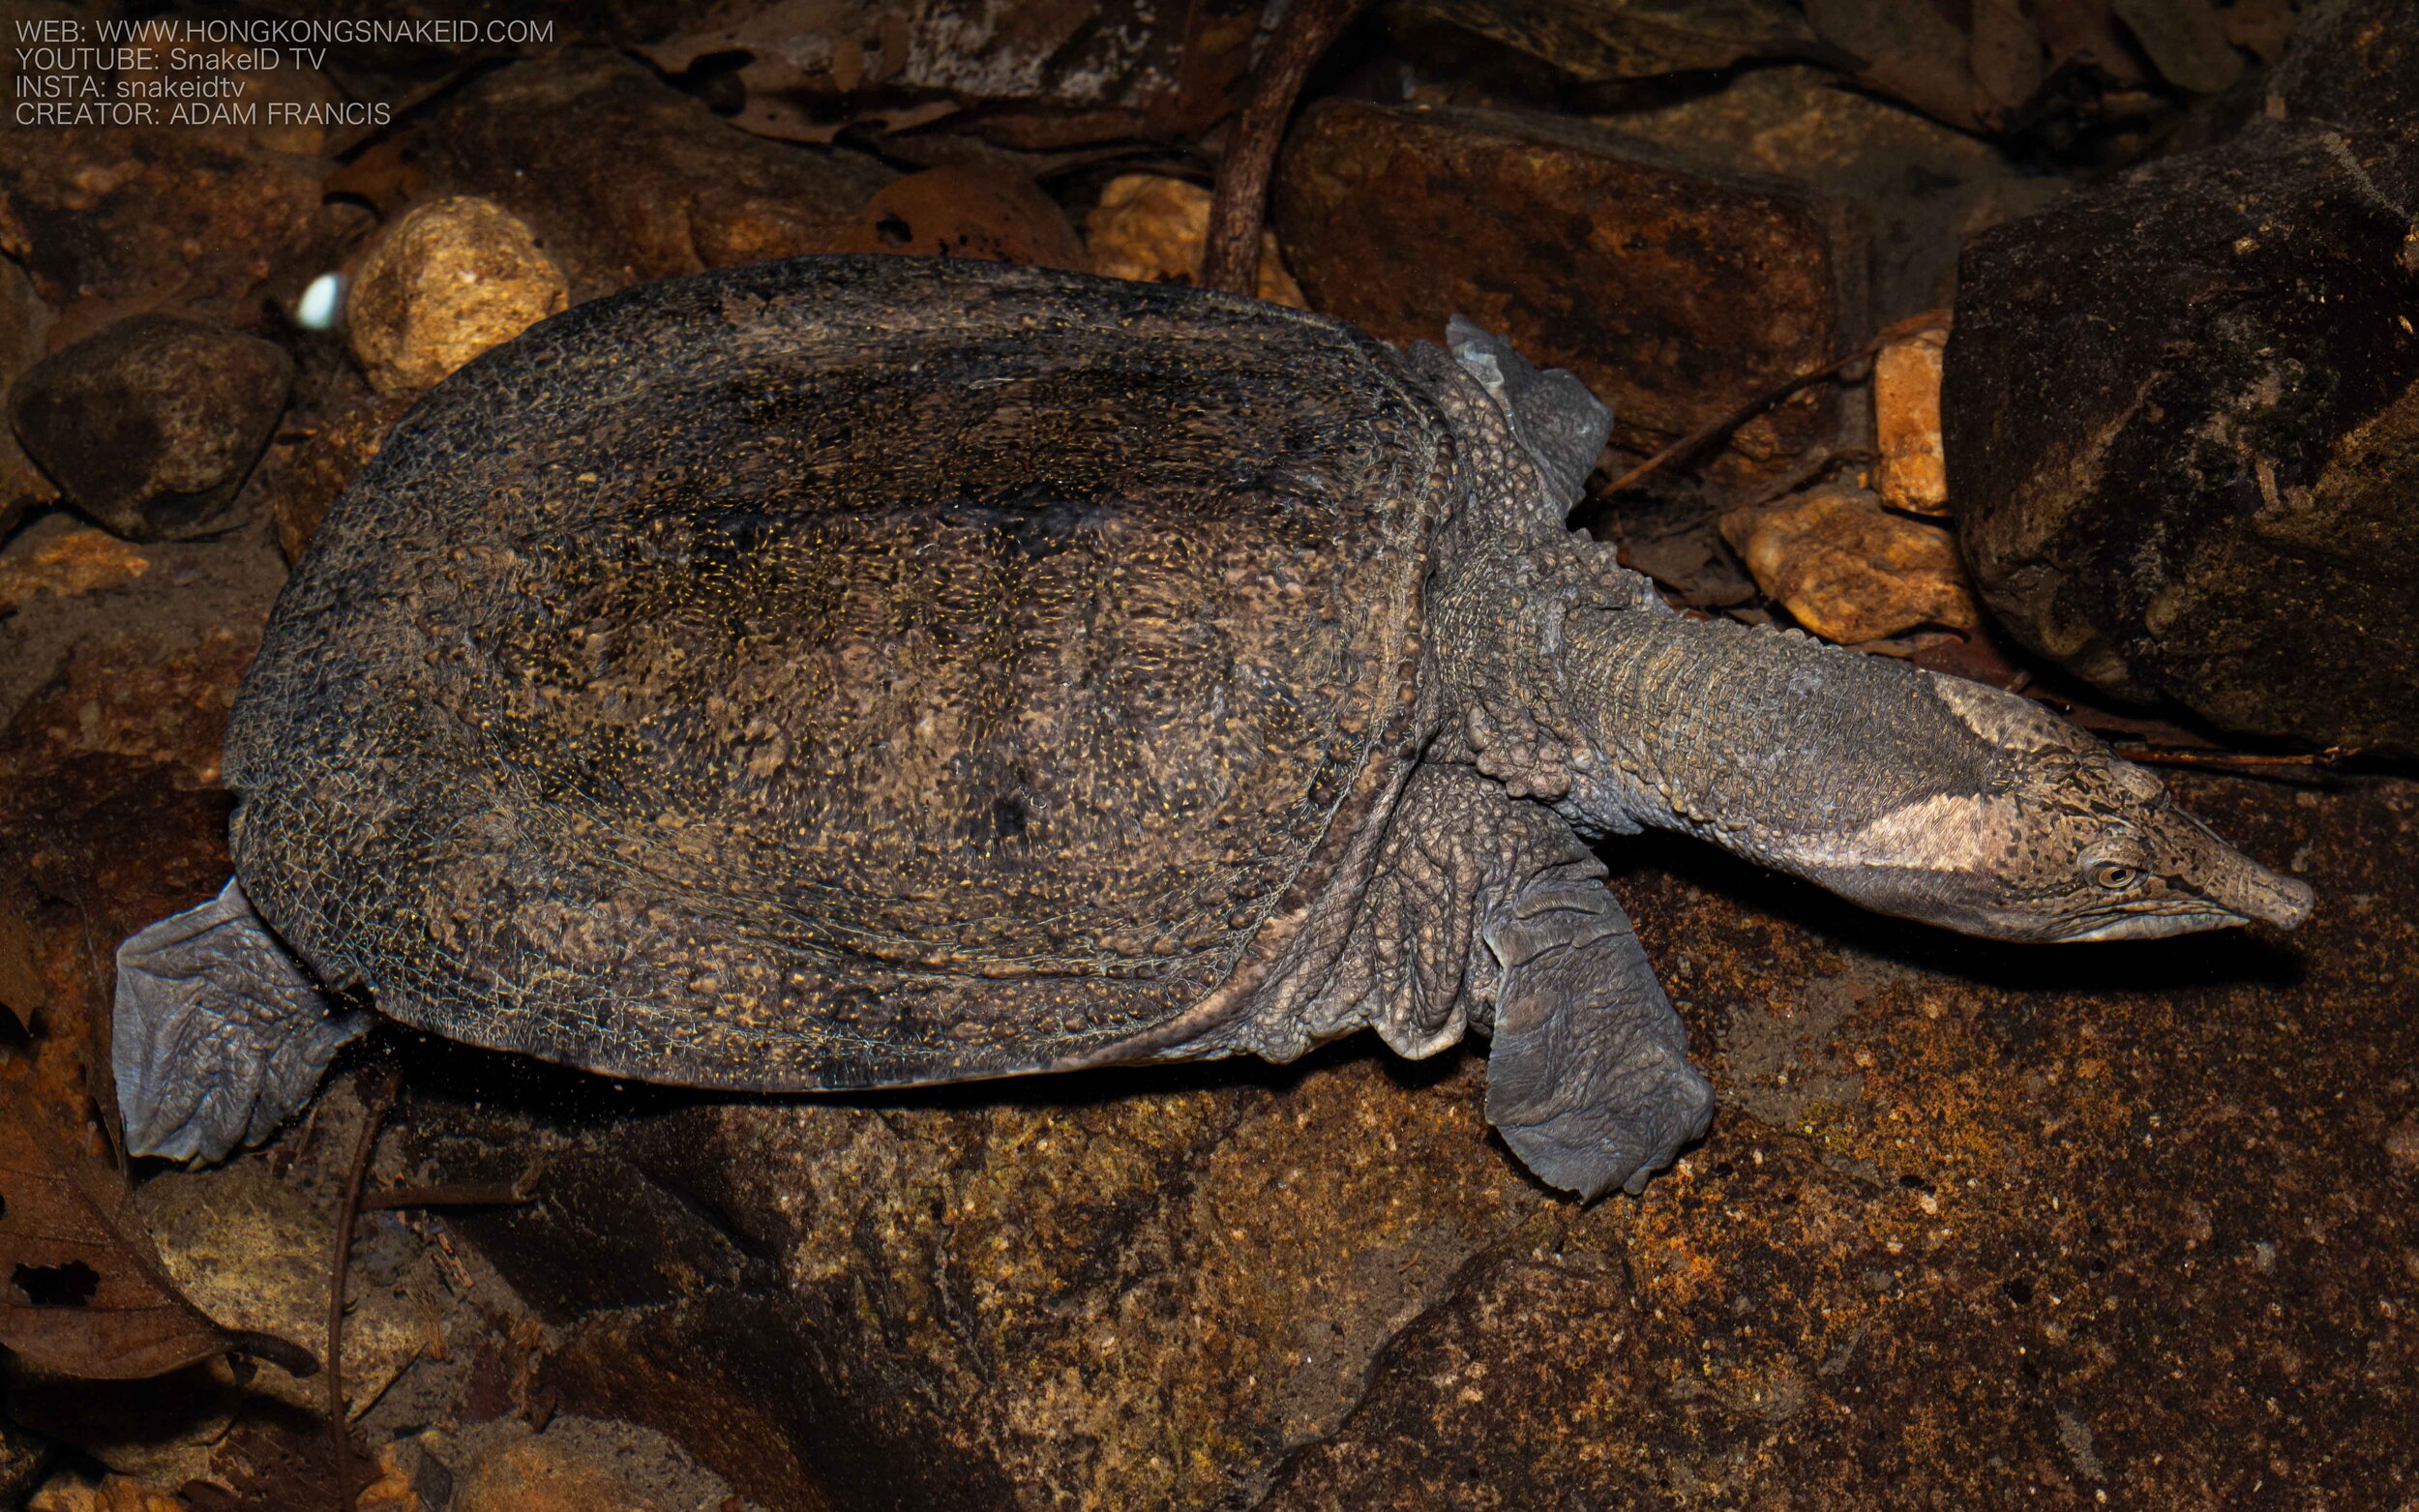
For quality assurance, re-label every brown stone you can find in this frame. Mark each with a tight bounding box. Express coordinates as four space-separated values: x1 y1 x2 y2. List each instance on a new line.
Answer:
346 198 568 396
1085 174 1307 308
421 52 895 300
8 315 292 542
1274 100 1863 485
1945 121 2419 752
451 1436 647 1512
0 528 149 616
1873 325 1950 514
1593 65 2067 325
1721 484 1979 642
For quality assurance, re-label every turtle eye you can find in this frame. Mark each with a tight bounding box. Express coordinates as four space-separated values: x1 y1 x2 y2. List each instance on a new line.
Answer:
2089 862 2140 891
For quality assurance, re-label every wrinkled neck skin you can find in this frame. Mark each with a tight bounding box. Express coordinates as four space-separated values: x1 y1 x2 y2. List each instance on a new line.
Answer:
1430 535 2313 943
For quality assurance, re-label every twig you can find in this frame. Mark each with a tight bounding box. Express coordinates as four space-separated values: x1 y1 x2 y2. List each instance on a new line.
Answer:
1603 311 1950 499
1202 0 1372 296
2113 743 2352 777
327 1067 401 1512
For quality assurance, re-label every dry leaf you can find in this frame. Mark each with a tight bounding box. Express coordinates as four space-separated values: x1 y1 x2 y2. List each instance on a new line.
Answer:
2110 0 2244 93
0 1096 314 1380
829 167 1088 269
1394 0 1819 81
1969 0 2046 110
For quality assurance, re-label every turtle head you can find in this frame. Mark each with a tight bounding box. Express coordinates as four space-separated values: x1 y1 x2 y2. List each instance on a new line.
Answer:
1773 675 2314 942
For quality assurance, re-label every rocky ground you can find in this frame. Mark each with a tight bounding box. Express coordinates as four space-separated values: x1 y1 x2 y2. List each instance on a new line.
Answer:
0 1 2413 1509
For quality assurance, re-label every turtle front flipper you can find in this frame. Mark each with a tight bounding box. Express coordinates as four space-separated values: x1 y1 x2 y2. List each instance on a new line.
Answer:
1481 875 1714 1200
113 878 369 1163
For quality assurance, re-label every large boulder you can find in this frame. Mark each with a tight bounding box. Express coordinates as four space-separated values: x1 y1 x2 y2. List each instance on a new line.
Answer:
389 771 2414 1512
1274 101 1866 487
1943 0 2419 753
9 315 292 542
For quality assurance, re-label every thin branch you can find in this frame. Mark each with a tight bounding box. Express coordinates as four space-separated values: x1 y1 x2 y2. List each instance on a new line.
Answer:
2112 743 2352 778
1603 311 1950 498
1202 0 1371 296
327 1068 401 1512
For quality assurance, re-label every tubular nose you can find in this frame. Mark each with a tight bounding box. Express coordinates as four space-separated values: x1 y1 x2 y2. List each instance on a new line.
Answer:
2222 860 2314 931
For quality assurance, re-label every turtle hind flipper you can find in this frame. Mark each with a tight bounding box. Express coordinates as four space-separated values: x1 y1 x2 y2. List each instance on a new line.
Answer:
1481 875 1714 1200
113 878 369 1164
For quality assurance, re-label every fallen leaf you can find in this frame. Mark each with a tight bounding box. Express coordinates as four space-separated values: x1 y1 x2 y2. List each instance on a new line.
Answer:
0 1095 314 1380
829 167 1088 269
1393 0 1820 80
1804 0 1987 130
2110 0 2243 93
1969 0 2046 110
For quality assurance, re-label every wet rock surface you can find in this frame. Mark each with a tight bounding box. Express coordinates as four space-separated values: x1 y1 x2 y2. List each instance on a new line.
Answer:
1944 0 2419 754
9 315 293 542
1274 100 1864 485
419 52 896 299
376 767 2413 1512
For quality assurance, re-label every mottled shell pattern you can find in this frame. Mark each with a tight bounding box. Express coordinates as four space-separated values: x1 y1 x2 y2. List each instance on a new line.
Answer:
226 256 1454 1088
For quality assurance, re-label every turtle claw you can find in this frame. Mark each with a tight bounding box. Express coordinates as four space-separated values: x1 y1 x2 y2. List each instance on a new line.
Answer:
113 878 367 1164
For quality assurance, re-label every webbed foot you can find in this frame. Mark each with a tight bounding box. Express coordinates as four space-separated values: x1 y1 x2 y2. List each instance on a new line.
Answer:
1482 875 1714 1198
113 878 367 1163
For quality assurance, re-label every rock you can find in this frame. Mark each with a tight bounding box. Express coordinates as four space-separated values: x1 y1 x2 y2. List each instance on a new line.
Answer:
0 124 349 327
393 767 2419 1509
346 198 569 396
261 381 417 562
1274 101 1863 487
355 1434 454 1512
830 167 1088 271
420 53 895 299
1085 174 1307 308
1944 110 2419 751
0 1418 51 1505
0 528 149 615
1595 65 2066 325
26 1471 187 1512
1873 324 1949 515
1721 484 1979 643
9 315 292 541
452 1434 647 1512
0 257 58 537
140 1135 431 1422
114 44 348 157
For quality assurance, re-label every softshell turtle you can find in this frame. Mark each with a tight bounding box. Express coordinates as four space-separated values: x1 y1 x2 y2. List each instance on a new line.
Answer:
114 255 2313 1196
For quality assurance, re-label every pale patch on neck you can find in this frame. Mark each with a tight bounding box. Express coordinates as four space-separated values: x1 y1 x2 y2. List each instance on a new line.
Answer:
1768 792 2016 874
1927 674 2066 753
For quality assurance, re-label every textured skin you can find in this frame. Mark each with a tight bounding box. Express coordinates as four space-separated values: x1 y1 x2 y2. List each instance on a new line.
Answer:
227 258 1442 1089
176 254 2307 1189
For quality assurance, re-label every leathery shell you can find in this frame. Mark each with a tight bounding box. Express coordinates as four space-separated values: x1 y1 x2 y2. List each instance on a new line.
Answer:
225 255 1451 1089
